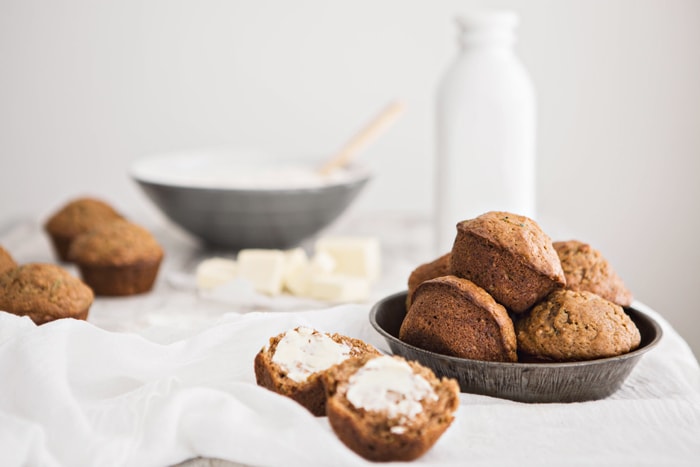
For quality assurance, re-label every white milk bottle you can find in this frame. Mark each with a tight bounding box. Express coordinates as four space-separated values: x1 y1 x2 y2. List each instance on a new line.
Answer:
434 11 536 253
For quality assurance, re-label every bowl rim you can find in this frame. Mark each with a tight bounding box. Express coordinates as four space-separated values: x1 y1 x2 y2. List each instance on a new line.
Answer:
369 290 663 369
129 149 372 193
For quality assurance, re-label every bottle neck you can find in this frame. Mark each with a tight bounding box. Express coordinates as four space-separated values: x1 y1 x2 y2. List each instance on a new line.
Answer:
456 11 518 50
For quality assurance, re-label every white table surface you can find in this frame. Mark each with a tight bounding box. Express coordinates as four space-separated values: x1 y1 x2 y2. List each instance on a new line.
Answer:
1 212 699 467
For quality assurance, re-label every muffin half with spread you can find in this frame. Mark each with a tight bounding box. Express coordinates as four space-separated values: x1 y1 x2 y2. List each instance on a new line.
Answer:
254 327 380 416
323 354 460 462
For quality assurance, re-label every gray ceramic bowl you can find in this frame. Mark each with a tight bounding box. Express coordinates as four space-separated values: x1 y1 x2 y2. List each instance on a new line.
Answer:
130 150 370 249
370 291 662 403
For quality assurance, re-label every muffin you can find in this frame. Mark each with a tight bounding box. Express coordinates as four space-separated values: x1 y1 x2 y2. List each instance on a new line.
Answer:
44 197 123 262
68 219 164 296
254 327 380 416
400 275 518 362
554 240 633 307
0 245 17 275
515 289 641 362
450 211 566 313
0 263 94 324
323 354 460 462
406 252 451 308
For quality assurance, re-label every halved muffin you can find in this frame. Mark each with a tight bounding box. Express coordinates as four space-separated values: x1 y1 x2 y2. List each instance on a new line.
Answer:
323 354 459 462
254 327 380 416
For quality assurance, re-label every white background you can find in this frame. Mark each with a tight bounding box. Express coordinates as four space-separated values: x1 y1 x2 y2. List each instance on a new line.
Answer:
1 0 698 359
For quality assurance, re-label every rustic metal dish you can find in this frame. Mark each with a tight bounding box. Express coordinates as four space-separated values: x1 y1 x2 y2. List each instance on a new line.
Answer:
370 291 662 403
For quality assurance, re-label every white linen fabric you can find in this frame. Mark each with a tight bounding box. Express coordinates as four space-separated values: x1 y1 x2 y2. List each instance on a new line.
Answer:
2 218 700 466
0 302 699 467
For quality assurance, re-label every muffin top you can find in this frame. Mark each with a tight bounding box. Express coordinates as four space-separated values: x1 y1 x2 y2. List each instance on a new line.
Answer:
0 263 94 321
554 240 633 307
0 246 17 275
456 211 564 280
68 219 164 266
44 197 123 238
515 289 641 361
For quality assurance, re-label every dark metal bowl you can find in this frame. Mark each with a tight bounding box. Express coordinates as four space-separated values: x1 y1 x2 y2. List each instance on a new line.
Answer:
370 291 662 403
130 150 370 250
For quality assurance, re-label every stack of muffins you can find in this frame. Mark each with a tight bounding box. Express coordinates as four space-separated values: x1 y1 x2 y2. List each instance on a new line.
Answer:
44 196 164 296
401 211 641 363
0 196 164 326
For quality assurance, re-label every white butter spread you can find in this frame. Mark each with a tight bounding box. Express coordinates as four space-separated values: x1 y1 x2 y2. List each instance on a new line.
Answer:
271 327 351 383
346 356 437 420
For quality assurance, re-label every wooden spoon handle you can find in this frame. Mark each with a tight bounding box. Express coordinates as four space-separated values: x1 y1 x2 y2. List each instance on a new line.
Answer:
318 100 405 175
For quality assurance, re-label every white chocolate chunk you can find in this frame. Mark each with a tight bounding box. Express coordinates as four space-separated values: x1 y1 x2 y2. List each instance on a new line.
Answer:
195 257 238 290
237 249 286 295
271 327 351 383
308 274 370 302
346 356 437 419
314 236 380 281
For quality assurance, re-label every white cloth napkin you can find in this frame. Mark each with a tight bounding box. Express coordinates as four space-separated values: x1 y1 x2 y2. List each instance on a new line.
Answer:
0 303 699 467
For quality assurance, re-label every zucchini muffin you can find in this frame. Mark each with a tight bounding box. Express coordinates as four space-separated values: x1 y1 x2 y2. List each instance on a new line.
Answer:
44 197 124 262
323 354 459 462
406 252 451 308
450 211 566 313
554 240 633 307
0 263 94 324
515 289 641 362
400 275 518 362
68 219 164 296
254 326 380 416
0 245 17 275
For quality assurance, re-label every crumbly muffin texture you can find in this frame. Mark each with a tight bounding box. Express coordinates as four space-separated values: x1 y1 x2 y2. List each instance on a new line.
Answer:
323 354 459 462
401 275 517 362
554 240 633 307
0 246 17 275
515 289 641 361
450 211 565 313
0 263 94 324
254 327 380 416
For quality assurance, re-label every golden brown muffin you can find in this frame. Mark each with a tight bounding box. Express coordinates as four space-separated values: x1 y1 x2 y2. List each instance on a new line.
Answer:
515 289 641 362
0 245 17 275
0 263 94 324
44 197 123 262
406 252 451 308
450 211 566 313
254 327 380 416
554 240 633 307
323 354 459 462
400 275 518 362
68 219 164 296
